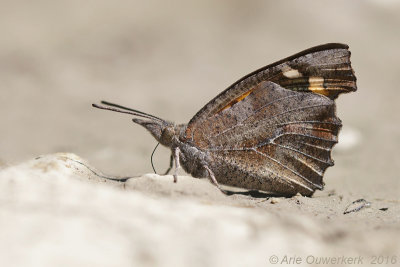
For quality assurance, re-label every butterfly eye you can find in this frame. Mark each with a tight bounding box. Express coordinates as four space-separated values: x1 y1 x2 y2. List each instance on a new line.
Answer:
160 126 175 145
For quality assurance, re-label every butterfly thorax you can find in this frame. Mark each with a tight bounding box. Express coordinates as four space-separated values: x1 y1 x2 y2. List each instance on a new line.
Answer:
157 122 209 178
169 124 209 178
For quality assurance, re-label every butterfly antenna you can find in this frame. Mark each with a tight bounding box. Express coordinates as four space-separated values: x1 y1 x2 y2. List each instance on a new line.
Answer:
100 101 164 122
92 103 163 122
150 143 160 174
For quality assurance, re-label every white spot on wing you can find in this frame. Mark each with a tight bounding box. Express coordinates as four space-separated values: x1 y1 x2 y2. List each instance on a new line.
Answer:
283 68 302 79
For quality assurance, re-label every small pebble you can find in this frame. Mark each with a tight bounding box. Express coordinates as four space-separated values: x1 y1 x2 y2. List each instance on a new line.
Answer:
270 198 280 204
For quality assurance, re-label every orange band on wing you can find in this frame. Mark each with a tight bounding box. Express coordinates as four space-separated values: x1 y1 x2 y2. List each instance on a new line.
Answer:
217 89 254 113
308 77 330 96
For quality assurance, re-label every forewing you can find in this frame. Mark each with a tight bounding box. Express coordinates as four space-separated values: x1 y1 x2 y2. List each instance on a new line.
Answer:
195 81 341 192
186 43 355 139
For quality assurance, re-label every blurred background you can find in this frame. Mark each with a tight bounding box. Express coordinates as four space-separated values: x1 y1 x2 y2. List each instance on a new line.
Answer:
1 0 399 198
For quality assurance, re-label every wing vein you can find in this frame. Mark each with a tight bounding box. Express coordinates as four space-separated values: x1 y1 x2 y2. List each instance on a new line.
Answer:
270 142 333 165
214 103 333 139
251 148 316 191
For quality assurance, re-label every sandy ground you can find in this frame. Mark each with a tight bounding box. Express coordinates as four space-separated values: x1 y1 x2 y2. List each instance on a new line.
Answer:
1 0 399 266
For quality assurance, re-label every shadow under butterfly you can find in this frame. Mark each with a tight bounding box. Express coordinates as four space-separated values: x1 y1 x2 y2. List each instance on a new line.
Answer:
93 43 357 197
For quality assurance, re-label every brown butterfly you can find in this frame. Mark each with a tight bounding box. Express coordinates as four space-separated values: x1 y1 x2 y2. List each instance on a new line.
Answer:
93 43 357 197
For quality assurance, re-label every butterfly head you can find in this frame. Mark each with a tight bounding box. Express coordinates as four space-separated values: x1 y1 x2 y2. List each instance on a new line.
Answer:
92 101 177 148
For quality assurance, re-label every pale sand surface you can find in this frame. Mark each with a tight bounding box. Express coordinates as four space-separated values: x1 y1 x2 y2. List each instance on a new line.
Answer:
0 153 398 267
1 1 399 266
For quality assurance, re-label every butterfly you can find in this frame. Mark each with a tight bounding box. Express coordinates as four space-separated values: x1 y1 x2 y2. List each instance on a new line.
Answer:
93 43 357 197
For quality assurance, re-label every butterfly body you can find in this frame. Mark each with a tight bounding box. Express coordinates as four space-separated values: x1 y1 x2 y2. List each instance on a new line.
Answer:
93 43 356 197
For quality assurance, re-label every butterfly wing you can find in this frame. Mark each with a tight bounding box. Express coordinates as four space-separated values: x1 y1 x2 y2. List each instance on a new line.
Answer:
183 44 356 195
185 43 356 140
193 81 340 195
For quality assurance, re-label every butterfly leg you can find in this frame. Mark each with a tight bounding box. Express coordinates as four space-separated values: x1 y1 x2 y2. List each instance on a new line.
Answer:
203 165 228 194
163 154 173 175
173 147 181 183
